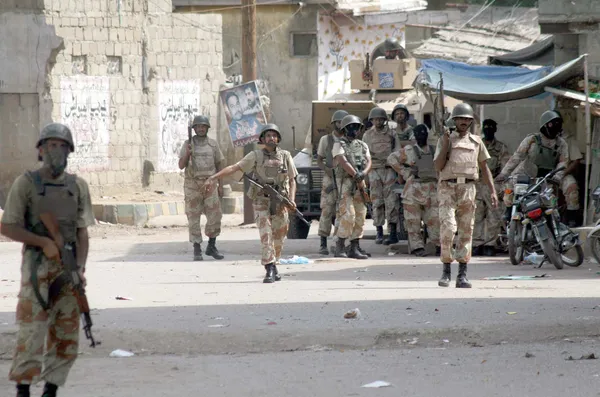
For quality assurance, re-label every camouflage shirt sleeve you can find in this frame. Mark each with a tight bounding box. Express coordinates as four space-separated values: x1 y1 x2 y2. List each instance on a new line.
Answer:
386 147 408 172
501 135 534 176
499 142 511 170
76 177 96 228
0 175 31 226
236 151 258 174
554 138 570 180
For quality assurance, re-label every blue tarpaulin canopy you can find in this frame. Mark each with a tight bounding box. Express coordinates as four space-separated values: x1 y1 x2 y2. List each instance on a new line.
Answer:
415 55 585 104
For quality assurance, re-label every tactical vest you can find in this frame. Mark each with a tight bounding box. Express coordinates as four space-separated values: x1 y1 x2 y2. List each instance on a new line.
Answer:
412 144 436 181
187 136 218 178
439 134 480 181
532 134 559 176
366 127 394 169
247 149 290 200
396 125 414 148
335 139 367 180
26 170 79 243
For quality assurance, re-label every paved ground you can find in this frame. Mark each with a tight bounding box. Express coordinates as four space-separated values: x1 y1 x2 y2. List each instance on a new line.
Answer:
0 216 598 396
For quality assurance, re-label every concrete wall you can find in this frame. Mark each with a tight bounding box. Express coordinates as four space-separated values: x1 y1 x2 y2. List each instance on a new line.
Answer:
0 0 225 204
539 0 600 22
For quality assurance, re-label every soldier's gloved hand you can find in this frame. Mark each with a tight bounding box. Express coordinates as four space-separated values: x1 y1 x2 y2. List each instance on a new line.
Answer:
354 171 365 182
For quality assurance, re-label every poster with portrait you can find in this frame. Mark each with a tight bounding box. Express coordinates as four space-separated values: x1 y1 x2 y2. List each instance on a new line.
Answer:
220 81 267 147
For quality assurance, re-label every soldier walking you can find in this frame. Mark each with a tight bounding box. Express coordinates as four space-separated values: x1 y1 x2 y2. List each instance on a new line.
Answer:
362 107 398 245
332 115 372 259
205 124 297 283
316 110 347 255
1 124 95 397
434 104 498 288
179 115 225 261
473 119 510 256
387 124 440 256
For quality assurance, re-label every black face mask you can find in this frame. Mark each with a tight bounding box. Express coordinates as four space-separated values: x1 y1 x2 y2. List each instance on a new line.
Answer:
542 122 561 140
482 126 496 141
43 147 69 177
345 124 361 139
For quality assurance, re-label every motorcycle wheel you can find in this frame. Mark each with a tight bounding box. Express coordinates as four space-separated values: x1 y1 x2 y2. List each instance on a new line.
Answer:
590 231 600 265
561 245 584 267
539 231 564 269
508 220 524 266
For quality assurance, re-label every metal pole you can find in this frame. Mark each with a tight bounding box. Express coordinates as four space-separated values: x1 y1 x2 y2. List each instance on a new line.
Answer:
242 0 257 225
583 54 592 226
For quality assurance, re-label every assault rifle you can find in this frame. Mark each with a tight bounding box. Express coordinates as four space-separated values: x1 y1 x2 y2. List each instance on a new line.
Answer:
39 213 100 348
187 124 195 169
243 174 311 227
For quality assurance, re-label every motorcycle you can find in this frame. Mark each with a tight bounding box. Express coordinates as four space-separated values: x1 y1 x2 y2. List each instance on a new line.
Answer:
505 167 583 269
587 185 600 264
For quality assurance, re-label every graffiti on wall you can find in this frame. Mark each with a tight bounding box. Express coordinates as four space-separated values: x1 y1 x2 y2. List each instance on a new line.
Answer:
317 15 405 99
60 76 110 171
158 80 202 172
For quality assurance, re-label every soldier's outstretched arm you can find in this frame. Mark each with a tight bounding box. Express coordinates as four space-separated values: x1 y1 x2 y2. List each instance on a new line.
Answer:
498 136 531 178
205 163 242 191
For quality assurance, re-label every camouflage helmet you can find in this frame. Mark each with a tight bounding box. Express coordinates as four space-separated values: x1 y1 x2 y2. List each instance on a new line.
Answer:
383 37 402 52
259 123 282 142
331 110 349 124
539 110 562 130
368 107 388 121
192 115 210 128
391 104 410 120
340 114 363 131
36 123 75 152
451 103 474 119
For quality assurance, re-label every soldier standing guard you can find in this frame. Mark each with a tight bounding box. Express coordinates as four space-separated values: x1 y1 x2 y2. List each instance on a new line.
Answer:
392 104 415 150
473 119 510 256
179 115 225 261
1 124 95 397
316 110 347 255
332 115 372 259
362 107 398 245
205 124 297 283
387 124 440 256
434 104 498 288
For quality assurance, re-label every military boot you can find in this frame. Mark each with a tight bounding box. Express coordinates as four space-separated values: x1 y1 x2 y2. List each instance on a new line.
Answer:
319 236 329 255
438 263 451 287
375 226 384 244
356 240 371 257
334 238 348 258
205 238 224 260
348 239 368 259
16 384 29 397
383 223 399 245
456 263 472 288
263 264 276 283
42 383 57 397
273 264 282 281
193 243 203 261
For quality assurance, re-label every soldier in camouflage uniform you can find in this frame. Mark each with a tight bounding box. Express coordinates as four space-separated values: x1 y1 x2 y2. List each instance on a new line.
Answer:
179 115 226 261
473 119 510 256
496 110 579 227
434 103 498 288
332 115 372 260
316 110 347 255
363 107 398 245
1 124 95 397
387 124 440 256
205 124 297 283
392 104 415 150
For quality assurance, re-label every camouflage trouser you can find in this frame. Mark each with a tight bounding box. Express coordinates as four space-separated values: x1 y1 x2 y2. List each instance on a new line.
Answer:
318 173 337 237
473 182 503 247
10 249 79 387
402 180 440 250
503 174 579 210
438 181 477 264
254 196 289 265
184 178 222 244
337 178 367 240
368 167 398 227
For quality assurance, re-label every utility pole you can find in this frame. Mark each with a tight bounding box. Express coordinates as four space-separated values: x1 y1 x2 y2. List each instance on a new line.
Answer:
241 0 257 224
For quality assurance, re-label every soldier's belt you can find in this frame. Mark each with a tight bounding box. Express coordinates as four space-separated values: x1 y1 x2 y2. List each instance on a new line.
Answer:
442 178 476 184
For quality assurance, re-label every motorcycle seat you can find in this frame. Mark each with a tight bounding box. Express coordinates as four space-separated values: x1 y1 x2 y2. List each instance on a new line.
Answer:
516 175 531 184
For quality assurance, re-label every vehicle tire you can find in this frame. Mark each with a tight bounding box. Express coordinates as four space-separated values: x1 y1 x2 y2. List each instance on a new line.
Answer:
287 215 310 239
508 220 524 266
539 231 563 269
562 245 584 267
590 231 600 265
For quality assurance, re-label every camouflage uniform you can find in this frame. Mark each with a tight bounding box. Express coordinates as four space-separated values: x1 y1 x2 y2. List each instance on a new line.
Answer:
333 139 371 241
388 144 440 252
316 132 339 238
362 125 397 228
500 133 578 210
180 135 225 244
237 148 298 266
2 172 95 388
435 132 490 264
473 139 509 249
395 125 415 149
